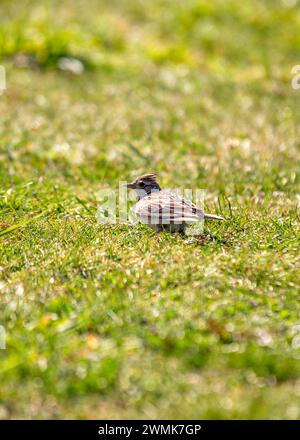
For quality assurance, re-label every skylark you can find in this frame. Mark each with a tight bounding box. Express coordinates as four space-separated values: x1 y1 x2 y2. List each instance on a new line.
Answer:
127 173 224 233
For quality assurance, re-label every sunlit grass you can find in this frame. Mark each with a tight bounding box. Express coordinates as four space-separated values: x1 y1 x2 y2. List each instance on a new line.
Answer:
0 0 299 420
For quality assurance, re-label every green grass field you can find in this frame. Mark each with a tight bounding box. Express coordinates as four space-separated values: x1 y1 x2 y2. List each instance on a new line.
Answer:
0 0 299 419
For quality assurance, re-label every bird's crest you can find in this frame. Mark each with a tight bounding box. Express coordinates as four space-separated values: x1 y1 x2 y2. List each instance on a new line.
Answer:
138 173 158 183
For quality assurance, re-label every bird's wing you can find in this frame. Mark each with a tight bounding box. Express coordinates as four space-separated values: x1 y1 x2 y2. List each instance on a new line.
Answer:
135 191 202 224
171 192 204 216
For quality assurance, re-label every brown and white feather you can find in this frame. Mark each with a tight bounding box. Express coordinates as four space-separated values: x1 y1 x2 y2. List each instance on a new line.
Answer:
135 190 204 225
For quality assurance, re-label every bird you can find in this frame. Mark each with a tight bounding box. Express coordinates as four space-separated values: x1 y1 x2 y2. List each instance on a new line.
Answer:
127 173 224 234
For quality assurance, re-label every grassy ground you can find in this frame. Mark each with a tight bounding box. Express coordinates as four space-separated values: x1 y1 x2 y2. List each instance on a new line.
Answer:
0 0 299 419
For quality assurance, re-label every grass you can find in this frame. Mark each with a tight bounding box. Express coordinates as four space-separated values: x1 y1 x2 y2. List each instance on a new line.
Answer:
0 0 299 419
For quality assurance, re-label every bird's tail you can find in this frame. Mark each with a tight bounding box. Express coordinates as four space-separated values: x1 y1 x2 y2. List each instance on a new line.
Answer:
204 213 224 221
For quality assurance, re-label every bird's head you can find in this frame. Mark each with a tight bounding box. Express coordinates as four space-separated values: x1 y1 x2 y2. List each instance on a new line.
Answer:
127 173 161 198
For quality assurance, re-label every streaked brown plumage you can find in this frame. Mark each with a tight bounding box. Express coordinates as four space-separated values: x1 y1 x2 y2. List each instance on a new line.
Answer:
127 174 224 233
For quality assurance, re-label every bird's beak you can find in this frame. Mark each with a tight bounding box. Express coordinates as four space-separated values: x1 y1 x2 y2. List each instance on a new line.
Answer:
126 182 136 189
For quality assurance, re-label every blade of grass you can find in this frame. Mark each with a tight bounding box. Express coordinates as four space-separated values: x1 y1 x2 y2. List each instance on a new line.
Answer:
75 196 96 214
0 209 52 237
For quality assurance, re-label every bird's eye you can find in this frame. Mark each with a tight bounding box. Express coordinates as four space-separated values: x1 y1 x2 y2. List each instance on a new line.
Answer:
138 181 145 188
